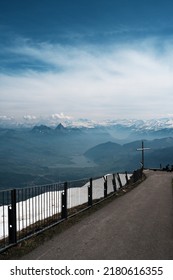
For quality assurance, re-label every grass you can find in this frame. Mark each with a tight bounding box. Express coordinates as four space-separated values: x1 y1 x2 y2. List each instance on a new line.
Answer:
0 174 145 260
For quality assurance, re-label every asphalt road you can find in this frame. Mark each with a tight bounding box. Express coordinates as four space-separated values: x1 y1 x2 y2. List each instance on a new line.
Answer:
21 170 173 260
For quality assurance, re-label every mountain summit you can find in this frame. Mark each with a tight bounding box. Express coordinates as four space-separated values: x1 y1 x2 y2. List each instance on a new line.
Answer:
56 123 66 130
31 125 52 134
55 123 68 133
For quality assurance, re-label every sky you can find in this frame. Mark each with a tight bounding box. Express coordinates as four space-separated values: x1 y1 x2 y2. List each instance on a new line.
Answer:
1 0 173 122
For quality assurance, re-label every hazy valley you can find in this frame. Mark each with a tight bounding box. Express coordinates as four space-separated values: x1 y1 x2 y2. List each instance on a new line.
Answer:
1 119 173 190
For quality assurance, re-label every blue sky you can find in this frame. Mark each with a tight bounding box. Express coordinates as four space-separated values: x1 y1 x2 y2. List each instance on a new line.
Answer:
1 0 173 122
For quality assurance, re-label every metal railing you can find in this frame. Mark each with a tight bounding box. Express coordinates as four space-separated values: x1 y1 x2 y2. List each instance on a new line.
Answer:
0 169 142 253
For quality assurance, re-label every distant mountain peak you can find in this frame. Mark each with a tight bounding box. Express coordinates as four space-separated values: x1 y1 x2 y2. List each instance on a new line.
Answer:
56 123 66 130
55 123 70 135
32 125 52 134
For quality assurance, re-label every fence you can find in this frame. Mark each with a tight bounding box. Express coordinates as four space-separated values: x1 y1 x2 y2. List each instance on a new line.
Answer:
0 169 142 253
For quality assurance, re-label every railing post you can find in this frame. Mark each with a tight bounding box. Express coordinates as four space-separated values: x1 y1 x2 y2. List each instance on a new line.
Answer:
112 173 117 192
133 170 137 183
125 171 129 185
61 182 67 219
117 173 123 188
104 176 107 198
88 178 93 207
8 189 17 244
140 168 143 179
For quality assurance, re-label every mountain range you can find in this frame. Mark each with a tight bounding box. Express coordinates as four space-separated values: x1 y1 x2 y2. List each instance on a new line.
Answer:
1 116 173 128
85 138 173 170
1 117 173 140
0 122 173 189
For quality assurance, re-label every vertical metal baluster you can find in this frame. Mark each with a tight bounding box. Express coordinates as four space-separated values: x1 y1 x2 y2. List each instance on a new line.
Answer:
47 186 50 223
2 192 5 247
37 187 39 225
26 188 28 236
53 184 56 220
31 187 33 230
35 187 37 228
34 187 36 227
58 184 60 219
49 185 51 223
43 187 47 225
40 186 43 226
55 184 57 219
36 187 38 227
51 186 53 220
88 178 93 207
40 187 42 226
17 190 19 239
28 187 31 233
7 191 9 245
46 186 48 223
35 187 37 227
37 187 41 227
21 189 23 234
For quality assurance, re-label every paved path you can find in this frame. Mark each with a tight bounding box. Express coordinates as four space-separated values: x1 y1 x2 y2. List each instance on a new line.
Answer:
21 170 173 260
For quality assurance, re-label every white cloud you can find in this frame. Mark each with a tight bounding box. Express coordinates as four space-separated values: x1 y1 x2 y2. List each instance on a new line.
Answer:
23 115 37 120
0 115 14 121
1 37 173 120
51 113 73 120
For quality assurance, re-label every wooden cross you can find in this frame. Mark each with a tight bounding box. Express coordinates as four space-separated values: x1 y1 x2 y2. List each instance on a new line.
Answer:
136 140 150 170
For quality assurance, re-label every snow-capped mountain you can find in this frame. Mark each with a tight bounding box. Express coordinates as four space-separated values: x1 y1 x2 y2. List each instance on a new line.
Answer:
1 115 173 137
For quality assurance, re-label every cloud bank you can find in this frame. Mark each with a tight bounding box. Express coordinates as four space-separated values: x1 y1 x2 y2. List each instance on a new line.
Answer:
1 37 173 120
